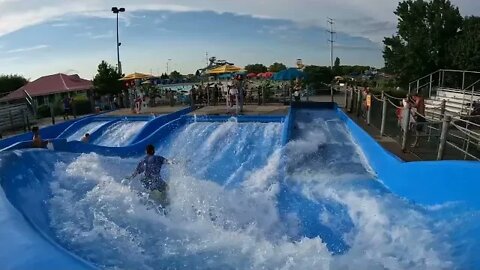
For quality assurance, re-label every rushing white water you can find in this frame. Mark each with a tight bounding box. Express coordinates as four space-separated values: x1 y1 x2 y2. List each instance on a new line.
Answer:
67 121 109 141
1 114 476 269
93 121 147 147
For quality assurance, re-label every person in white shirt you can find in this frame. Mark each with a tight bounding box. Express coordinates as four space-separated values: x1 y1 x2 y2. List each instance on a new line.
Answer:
229 86 238 107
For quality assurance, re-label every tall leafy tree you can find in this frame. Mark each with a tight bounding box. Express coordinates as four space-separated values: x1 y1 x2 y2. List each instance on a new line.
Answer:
0 74 28 94
304 66 333 89
450 16 480 71
333 57 341 76
93 61 123 95
245 64 268 74
169 70 183 79
268 62 287 72
383 0 462 86
334 57 340 68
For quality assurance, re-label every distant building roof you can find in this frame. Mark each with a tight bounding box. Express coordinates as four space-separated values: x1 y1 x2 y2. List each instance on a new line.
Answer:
0 73 92 102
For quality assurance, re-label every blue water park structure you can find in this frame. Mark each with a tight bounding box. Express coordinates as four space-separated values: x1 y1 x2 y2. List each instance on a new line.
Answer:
0 102 478 270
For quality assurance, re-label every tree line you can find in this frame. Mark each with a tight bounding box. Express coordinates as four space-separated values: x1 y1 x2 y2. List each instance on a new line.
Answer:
383 0 480 87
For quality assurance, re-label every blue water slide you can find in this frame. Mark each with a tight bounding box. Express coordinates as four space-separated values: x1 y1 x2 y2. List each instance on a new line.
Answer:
1 102 480 269
291 102 480 210
52 114 284 158
86 115 155 143
0 118 83 150
0 150 96 270
129 107 192 144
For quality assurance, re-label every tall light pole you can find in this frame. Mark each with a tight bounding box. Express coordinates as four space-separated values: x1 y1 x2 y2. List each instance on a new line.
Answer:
327 18 336 102
166 59 172 74
112 7 125 75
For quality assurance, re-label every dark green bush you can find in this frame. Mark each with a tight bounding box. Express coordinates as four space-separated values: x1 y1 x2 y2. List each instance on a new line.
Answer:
73 98 92 115
37 104 51 118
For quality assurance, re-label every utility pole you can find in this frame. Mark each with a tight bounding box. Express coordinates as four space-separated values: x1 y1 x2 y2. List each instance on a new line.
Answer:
111 7 125 75
205 51 209 67
327 18 336 102
166 59 172 74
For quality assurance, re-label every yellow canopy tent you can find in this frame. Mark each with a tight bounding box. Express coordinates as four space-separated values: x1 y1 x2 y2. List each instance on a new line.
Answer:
207 64 242 74
119 72 153 81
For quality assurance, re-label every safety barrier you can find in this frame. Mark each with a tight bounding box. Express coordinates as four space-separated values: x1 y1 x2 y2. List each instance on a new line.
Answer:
344 88 480 161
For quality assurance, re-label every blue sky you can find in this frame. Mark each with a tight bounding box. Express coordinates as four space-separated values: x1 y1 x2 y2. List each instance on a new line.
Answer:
0 0 477 80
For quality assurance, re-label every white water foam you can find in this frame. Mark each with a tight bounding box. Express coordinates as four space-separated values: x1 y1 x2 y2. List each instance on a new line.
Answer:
94 121 147 147
42 116 473 269
67 121 109 141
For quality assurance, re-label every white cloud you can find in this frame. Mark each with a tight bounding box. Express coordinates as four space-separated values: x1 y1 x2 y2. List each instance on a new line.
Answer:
6 44 49 53
0 0 477 42
76 30 114 39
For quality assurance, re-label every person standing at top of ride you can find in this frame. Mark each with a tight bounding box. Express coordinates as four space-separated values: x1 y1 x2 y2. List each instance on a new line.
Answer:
128 144 176 206
212 84 218 106
229 84 238 107
293 78 302 102
63 95 72 120
410 93 426 147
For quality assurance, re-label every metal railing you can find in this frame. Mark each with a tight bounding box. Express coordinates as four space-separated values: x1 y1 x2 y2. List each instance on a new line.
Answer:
344 87 480 161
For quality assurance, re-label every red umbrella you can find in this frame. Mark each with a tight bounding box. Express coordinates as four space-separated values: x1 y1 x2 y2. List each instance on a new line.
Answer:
247 73 257 78
263 72 274 78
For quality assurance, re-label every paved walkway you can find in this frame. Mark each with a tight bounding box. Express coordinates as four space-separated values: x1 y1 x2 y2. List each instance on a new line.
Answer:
104 105 189 116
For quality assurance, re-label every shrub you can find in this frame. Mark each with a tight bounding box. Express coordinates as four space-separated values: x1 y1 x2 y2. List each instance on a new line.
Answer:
37 104 51 118
73 96 92 115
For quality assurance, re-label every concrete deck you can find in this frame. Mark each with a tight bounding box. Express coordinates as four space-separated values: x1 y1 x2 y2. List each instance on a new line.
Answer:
104 106 189 116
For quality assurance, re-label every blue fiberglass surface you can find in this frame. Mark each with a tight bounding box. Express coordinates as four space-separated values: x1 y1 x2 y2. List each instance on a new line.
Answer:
0 105 479 269
277 107 479 269
92 121 148 147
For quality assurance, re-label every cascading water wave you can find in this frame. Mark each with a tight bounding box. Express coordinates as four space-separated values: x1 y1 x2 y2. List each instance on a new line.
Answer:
0 114 478 270
93 121 147 147
67 121 109 141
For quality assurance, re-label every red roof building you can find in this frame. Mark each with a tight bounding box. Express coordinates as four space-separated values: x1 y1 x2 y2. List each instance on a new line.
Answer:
0 73 93 103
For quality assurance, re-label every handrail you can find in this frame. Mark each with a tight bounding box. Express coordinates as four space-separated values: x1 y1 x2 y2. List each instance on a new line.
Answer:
451 122 480 137
452 117 480 129
445 141 480 161
408 70 440 87
384 92 404 101
463 78 480 91
372 94 383 102
387 98 402 109
440 69 480 75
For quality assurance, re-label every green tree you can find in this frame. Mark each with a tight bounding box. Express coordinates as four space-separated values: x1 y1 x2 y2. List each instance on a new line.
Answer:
268 62 287 73
383 0 462 86
450 16 480 71
304 66 333 89
93 61 123 95
0 74 28 94
169 70 182 80
333 57 341 75
245 64 268 74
